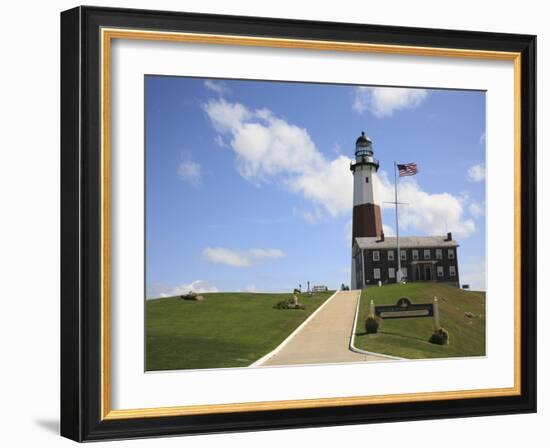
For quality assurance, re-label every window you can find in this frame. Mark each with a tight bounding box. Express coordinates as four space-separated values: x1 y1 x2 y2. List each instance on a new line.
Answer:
387 250 394 261
402 267 408 279
424 249 431 259
437 266 444 277
449 266 456 276
448 249 455 259
388 267 395 279
436 249 443 259
373 268 381 279
365 176 369 183
412 250 419 260
400 250 407 260
373 251 380 261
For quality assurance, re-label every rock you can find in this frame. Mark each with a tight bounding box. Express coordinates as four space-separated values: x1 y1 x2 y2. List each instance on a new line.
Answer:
465 311 474 318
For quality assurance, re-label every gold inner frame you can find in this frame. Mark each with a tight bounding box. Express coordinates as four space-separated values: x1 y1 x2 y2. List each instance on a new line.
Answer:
100 28 522 421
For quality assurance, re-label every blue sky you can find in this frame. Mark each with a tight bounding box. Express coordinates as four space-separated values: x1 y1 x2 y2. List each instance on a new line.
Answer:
145 76 486 297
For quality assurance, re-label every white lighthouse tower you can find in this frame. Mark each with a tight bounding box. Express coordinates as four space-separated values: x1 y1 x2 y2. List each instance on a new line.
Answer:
350 132 383 288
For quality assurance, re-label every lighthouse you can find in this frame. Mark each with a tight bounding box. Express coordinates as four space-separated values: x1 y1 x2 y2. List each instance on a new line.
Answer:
349 132 460 290
350 132 383 289
350 131 383 240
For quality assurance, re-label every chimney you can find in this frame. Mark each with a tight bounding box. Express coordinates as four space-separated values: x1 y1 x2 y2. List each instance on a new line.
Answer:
446 232 452 241
379 231 385 242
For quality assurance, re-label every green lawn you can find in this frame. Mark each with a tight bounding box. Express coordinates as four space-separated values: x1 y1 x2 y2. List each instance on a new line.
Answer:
146 291 334 371
354 283 485 359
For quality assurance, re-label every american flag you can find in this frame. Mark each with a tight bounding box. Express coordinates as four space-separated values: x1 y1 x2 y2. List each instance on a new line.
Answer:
397 163 418 177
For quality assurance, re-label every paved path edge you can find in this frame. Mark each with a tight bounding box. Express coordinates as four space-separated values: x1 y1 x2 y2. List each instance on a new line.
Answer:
249 291 340 367
349 291 406 361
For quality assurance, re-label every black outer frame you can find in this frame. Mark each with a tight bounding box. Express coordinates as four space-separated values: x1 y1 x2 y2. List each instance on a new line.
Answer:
60 6 537 442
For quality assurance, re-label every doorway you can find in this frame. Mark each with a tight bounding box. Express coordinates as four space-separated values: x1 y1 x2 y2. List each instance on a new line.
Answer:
424 264 433 281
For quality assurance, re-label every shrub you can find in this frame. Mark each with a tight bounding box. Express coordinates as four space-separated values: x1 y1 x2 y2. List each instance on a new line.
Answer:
365 315 380 334
180 291 204 301
273 299 305 310
429 328 449 345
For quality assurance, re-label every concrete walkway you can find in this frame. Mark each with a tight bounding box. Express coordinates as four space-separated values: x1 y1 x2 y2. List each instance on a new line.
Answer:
259 290 392 366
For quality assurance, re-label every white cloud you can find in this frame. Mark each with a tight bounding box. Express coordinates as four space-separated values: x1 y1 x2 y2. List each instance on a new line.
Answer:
352 86 428 117
204 98 251 133
177 160 202 187
378 173 476 238
148 280 219 299
204 80 231 96
203 98 349 216
288 156 353 216
204 98 475 238
468 164 485 182
202 247 285 267
469 202 484 218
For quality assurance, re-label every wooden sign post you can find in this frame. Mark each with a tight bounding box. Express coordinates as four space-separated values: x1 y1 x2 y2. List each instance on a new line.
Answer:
433 296 440 329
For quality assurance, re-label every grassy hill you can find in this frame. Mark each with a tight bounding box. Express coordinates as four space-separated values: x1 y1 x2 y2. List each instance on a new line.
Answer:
146 291 333 371
354 283 485 359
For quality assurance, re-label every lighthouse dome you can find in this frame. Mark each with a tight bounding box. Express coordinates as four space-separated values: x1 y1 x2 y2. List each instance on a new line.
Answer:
355 131 374 158
355 131 371 146
350 131 379 171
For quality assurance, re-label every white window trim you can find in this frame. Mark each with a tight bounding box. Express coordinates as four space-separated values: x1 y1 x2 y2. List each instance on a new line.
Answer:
437 266 444 277
449 266 456 276
448 249 455 259
400 250 407 260
388 267 395 279
424 249 431 259
387 250 394 261
373 268 381 279
412 250 419 260
436 249 443 259
373 251 380 261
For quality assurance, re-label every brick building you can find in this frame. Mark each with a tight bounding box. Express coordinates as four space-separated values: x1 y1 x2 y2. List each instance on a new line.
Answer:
352 233 460 288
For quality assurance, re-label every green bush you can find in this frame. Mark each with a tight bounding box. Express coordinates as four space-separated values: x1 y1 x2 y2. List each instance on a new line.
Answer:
429 328 449 345
365 315 380 334
273 299 306 310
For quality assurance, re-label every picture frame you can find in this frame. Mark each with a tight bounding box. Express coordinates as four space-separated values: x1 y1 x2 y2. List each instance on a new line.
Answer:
60 5 536 442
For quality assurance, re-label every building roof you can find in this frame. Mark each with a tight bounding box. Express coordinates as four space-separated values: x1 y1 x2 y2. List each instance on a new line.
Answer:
355 235 459 249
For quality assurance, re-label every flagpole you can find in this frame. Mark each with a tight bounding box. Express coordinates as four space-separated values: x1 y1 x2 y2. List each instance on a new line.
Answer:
394 161 401 282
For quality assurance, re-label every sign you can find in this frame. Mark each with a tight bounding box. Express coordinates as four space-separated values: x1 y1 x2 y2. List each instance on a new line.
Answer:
374 297 434 320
